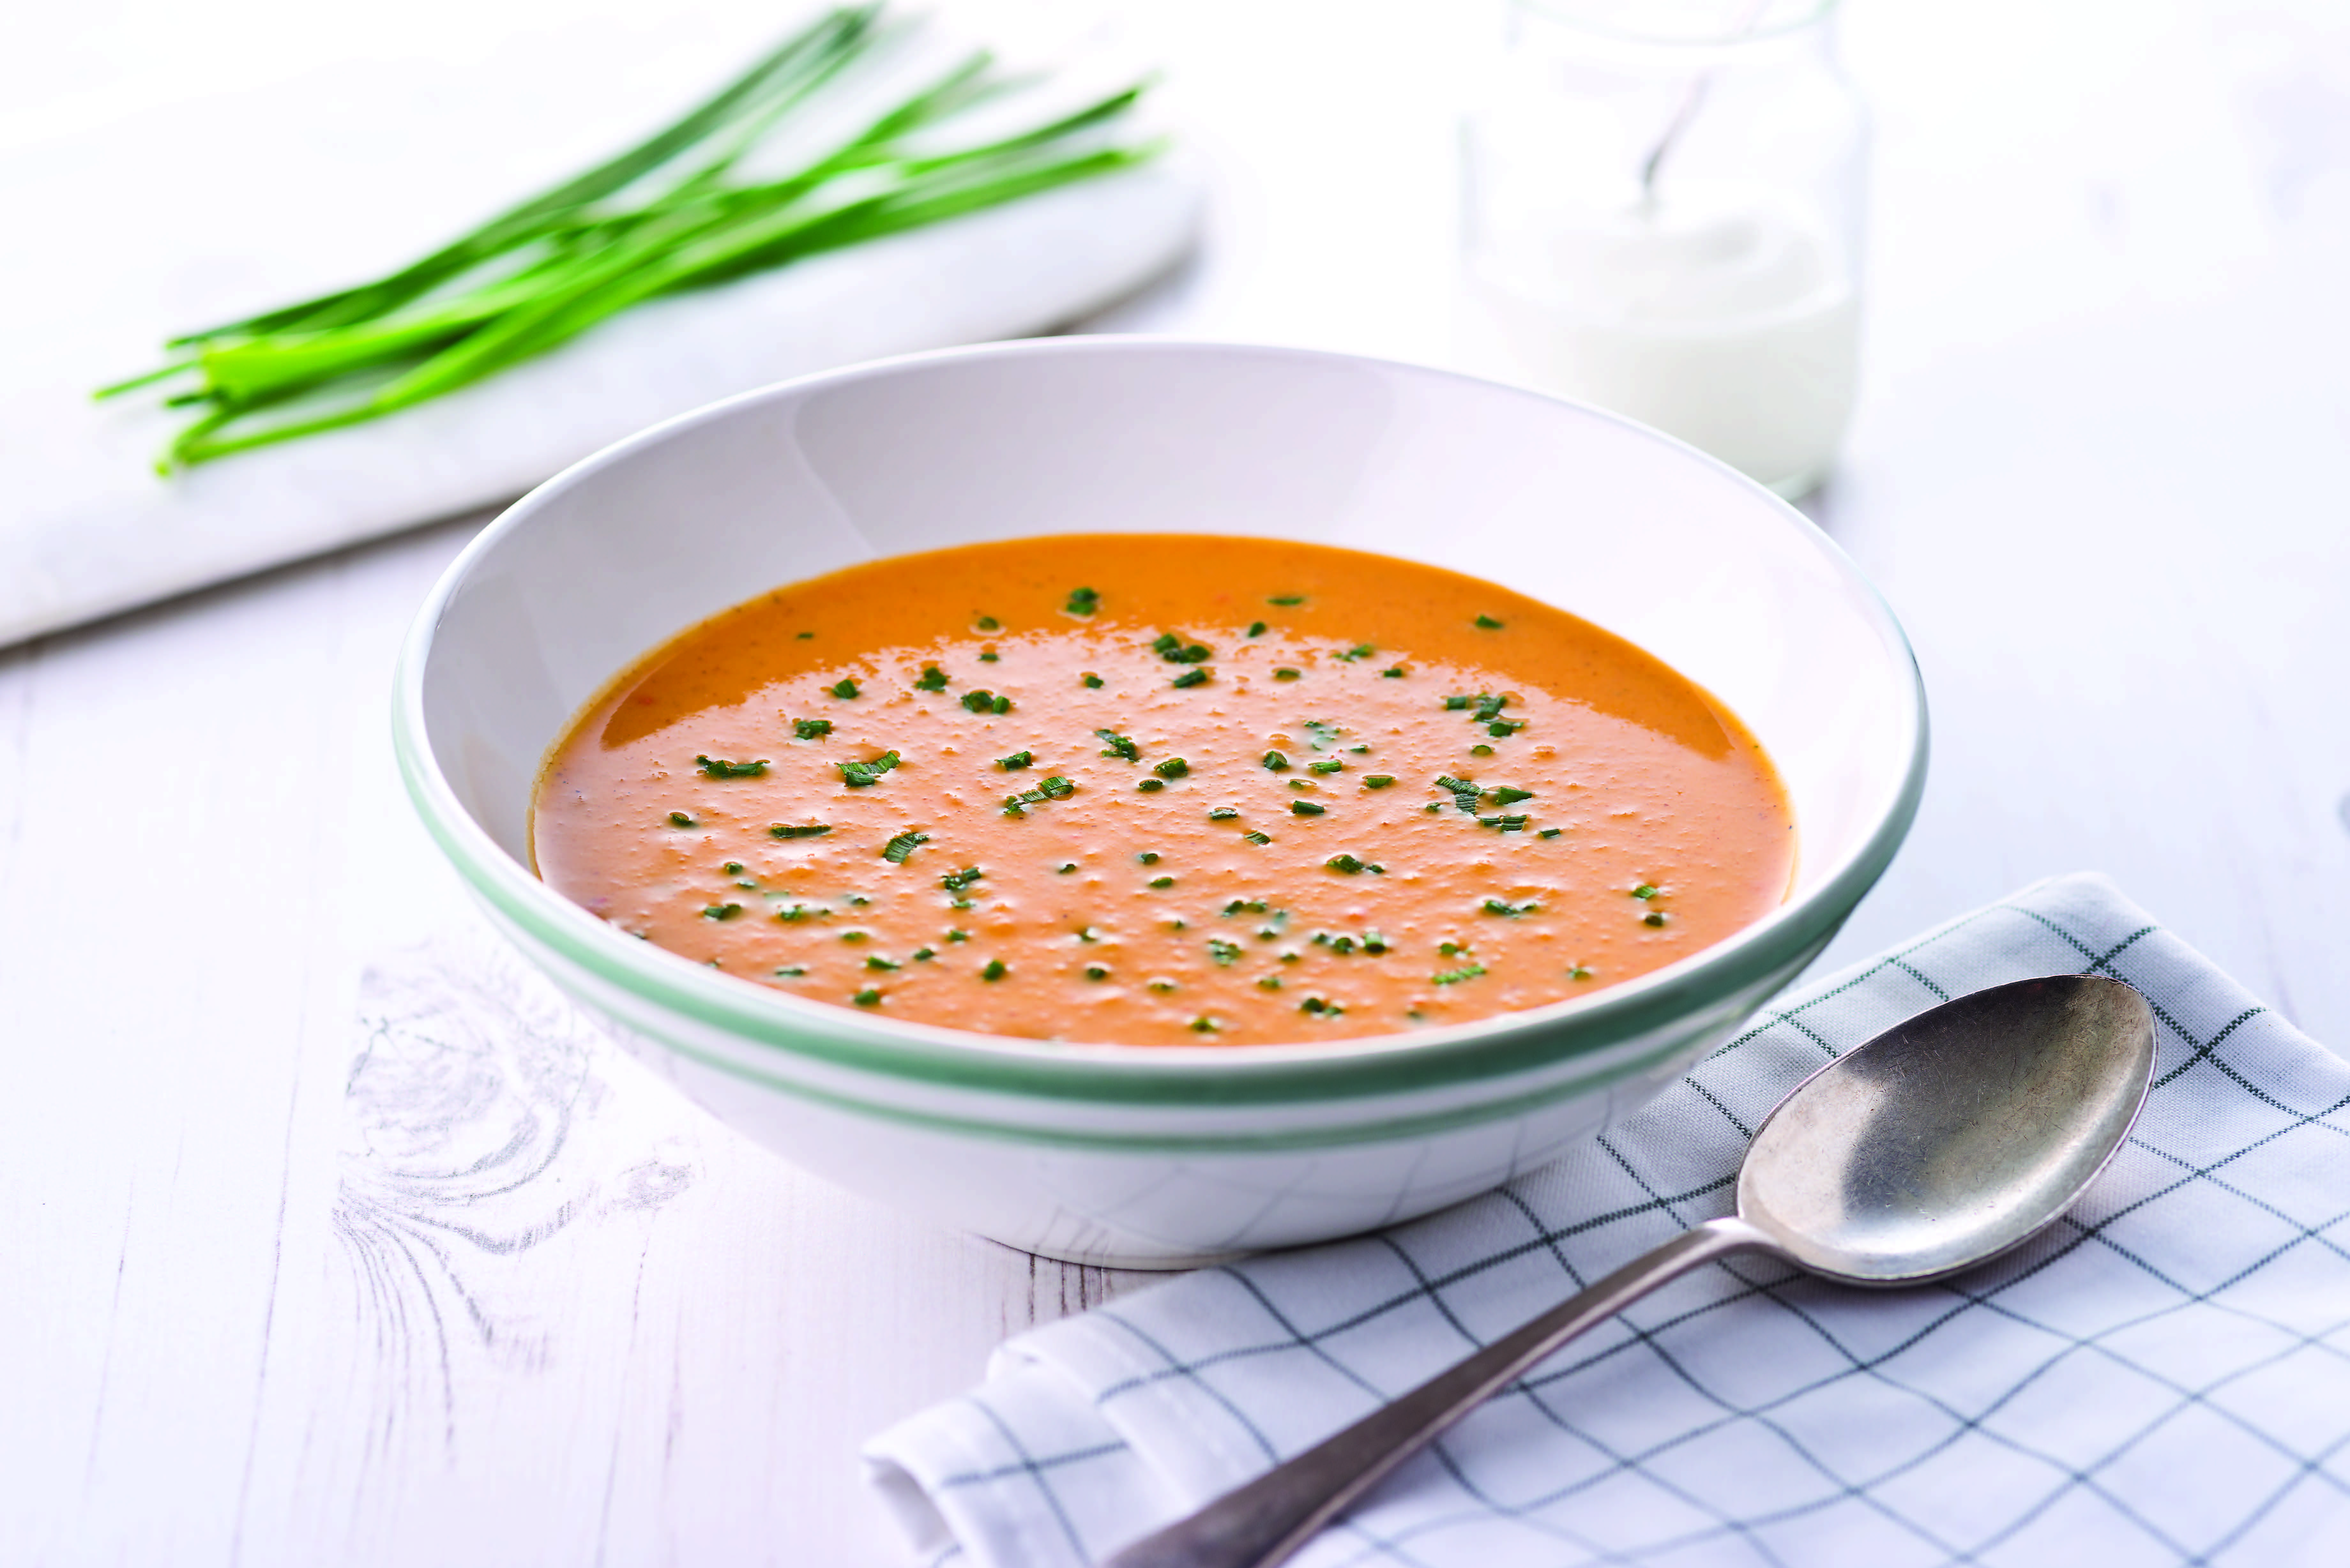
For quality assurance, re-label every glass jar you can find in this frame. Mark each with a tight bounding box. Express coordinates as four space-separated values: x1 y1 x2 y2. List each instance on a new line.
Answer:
1455 0 1869 497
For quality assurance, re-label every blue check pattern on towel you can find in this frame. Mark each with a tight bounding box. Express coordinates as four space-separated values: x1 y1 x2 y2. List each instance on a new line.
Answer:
864 874 2350 1567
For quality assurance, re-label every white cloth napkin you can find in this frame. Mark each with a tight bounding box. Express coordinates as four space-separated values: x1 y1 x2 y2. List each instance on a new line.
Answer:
864 872 2350 1567
0 156 1198 648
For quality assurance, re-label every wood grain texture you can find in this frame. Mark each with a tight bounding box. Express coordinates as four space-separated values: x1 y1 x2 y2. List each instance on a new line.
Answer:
4 0 2347 1563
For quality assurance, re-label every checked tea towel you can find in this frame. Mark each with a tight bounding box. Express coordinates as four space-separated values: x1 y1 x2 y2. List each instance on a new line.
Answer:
864 874 2350 1567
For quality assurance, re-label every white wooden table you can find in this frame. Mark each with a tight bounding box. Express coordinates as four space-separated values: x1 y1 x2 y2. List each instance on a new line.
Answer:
6 1 2347 1563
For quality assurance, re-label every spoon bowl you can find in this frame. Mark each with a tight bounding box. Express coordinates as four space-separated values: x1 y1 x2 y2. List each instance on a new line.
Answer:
1110 974 2159 1568
1740 975 2158 1284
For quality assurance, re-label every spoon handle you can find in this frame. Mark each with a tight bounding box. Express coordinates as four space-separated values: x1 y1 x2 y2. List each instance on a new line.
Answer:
1102 1215 1774 1568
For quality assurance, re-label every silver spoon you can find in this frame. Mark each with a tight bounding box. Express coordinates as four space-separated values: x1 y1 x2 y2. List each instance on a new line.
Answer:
1107 974 2157 1568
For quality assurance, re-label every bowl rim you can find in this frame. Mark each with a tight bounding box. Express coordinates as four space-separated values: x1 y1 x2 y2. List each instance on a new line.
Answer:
393 335 1927 1107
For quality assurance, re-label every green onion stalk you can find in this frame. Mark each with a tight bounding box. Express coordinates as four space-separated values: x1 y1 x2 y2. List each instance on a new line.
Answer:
99 4 1164 470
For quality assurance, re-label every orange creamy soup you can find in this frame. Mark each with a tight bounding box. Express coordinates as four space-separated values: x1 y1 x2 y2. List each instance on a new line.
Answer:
532 535 1795 1046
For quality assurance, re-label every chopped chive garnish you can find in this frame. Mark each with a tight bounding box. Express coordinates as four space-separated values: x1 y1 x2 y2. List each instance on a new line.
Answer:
1381 667 1407 679
831 678 859 699
997 750 1034 771
1336 643 1374 661
1247 620 1267 637
1082 673 1105 689
1268 594 1307 606
914 666 948 691
1171 668 1210 689
695 755 767 778
1006 776 1078 813
1471 743 1494 756
865 955 899 971
1632 884 1660 899
723 861 745 874
1488 720 1524 737
853 988 882 1006
1308 759 1344 775
836 750 901 787
1057 862 1078 874
795 632 814 641
1139 852 1161 863
1478 814 1530 832
1473 694 1508 721
1433 964 1486 985
1262 750 1290 771
1242 831 1272 845
1065 586 1100 615
1138 778 1165 792
1325 853 1367 874
1153 757 1190 780
769 822 831 839
1474 614 1505 629
979 652 999 664
1256 974 1283 990
841 929 868 941
1189 1016 1219 1033
981 959 1007 981
1364 775 1396 788
881 830 929 864
1208 806 1240 820
1290 801 1326 816
774 966 806 978
1569 964 1594 980
1085 965 1109 980
792 717 833 740
1347 744 1369 754
1482 897 1540 916
1273 667 1301 681
668 811 696 827
1490 787 1535 805
913 948 936 961
1443 696 1473 711
1207 939 1242 968
1644 911 1668 927
1154 635 1212 664
1096 729 1141 761
1539 827 1563 839
941 865 984 892
1435 775 1480 812
961 689 1007 713
702 902 741 920
1148 875 1175 888
976 616 1000 631
1299 997 1343 1016
946 929 969 942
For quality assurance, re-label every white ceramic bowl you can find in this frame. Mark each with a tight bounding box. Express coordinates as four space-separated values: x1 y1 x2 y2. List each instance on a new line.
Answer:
395 338 1925 1268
